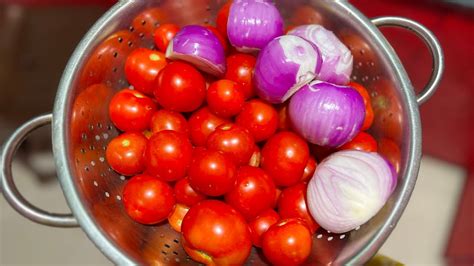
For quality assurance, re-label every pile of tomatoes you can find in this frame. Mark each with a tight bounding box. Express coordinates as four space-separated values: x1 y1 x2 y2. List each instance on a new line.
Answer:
105 4 377 265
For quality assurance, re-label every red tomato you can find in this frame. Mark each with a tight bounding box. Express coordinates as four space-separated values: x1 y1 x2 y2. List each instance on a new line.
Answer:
188 149 237 196
278 183 319 234
188 107 230 146
248 145 261 167
262 219 312 266
168 204 190 233
349 81 374 130
124 48 167 96
236 99 278 142
154 61 206 112
277 103 293 131
378 137 401 174
225 166 277 221
206 123 255 165
224 53 257 99
216 2 232 39
339 131 378 152
153 23 180 52
174 178 207 206
261 132 310 187
207 80 245 118
150 109 189 135
204 25 229 54
123 174 175 225
182 200 252 265
301 156 317 182
145 130 193 182
248 209 280 247
106 132 147 176
109 89 157 132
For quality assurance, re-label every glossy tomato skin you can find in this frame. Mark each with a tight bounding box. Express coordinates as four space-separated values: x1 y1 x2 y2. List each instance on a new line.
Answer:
277 103 293 131
150 109 189 135
145 130 193 182
153 23 180 52
236 99 278 142
109 89 157 132
225 166 277 221
349 81 374 130
339 131 378 152
188 149 237 196
168 203 190 233
262 219 312 266
106 132 148 176
224 53 257 99
248 209 280 247
207 123 255 165
278 182 319 234
125 48 167 95
182 200 252 265
216 2 232 39
188 107 230 146
154 61 206 112
301 156 317 182
174 178 207 206
207 80 245 118
123 174 175 225
261 132 310 187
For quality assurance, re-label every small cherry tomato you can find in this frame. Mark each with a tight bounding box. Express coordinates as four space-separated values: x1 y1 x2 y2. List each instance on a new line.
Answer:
277 103 293 131
262 219 312 266
278 182 320 234
168 203 190 233
150 109 189 135
145 130 193 182
188 107 230 146
216 2 232 39
182 200 252 265
188 149 237 196
225 166 277 221
204 25 229 54
153 23 180 52
206 123 255 165
301 156 317 182
125 48 167 96
378 137 401 174
349 81 374 130
154 61 206 112
339 131 378 152
123 174 175 225
106 132 148 176
109 89 157 132
174 178 207 207
207 80 245 118
248 209 280 247
224 53 257 99
236 99 278 142
261 132 310 187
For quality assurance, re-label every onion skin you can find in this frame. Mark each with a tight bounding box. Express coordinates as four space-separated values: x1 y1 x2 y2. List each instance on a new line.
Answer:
288 24 353 85
254 35 322 104
307 150 397 233
288 81 365 147
166 25 226 76
227 0 284 52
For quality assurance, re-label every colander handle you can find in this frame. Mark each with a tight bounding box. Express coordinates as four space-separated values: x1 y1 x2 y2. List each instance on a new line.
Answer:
372 16 444 106
0 114 78 227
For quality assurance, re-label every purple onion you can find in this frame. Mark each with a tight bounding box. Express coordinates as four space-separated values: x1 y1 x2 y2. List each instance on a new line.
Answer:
227 0 284 52
166 25 226 76
288 24 353 85
254 35 322 104
307 150 397 233
288 81 365 147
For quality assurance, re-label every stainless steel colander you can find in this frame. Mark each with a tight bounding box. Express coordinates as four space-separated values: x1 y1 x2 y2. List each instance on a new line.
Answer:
1 0 444 265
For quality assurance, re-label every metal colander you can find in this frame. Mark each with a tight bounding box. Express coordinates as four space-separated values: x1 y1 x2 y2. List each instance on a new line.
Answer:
1 0 444 265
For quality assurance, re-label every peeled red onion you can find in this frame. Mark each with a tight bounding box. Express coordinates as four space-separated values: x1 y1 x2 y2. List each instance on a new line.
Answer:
288 24 353 85
227 0 284 52
254 35 322 104
288 81 365 147
166 25 226 76
307 150 397 233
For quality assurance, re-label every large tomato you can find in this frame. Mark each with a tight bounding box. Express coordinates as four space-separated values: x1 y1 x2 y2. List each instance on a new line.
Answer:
236 99 278 142
188 107 230 146
248 209 280 247
109 89 157 132
224 53 257 99
122 174 175 225
206 123 255 165
125 48 167 95
145 130 193 182
261 132 310 187
225 166 277 221
106 132 148 176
